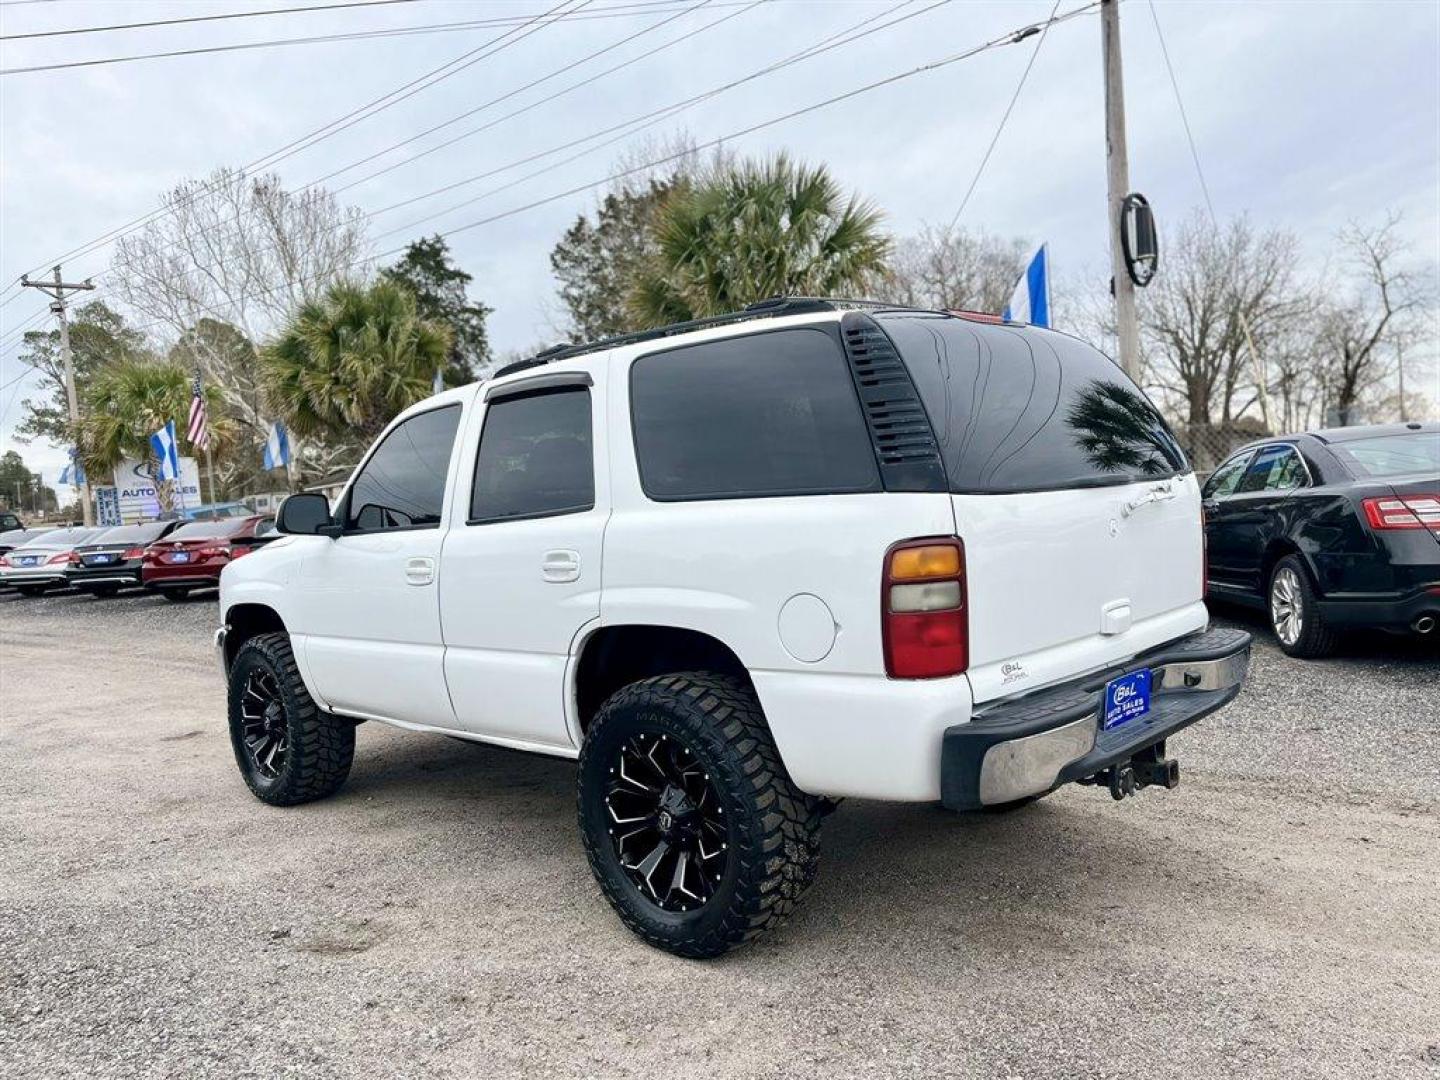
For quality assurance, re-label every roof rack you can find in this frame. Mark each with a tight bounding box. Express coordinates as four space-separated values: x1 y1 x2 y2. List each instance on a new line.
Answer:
489 296 905 379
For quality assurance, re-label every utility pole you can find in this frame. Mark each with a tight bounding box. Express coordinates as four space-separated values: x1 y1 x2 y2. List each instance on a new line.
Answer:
21 266 96 526
1100 0 1142 383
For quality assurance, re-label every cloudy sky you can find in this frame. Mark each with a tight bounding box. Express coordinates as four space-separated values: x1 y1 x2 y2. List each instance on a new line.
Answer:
2 0 1437 490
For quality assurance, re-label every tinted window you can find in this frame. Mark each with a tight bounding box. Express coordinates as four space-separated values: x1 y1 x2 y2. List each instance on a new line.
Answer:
630 328 880 501
169 517 259 540
345 405 460 530
1202 452 1253 499
1238 445 1307 493
1330 432 1440 479
875 314 1188 493
471 388 593 522
91 522 172 545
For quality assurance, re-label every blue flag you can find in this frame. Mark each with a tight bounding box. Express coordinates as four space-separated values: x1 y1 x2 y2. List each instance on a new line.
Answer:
150 421 180 481
1003 244 1051 328
263 421 291 471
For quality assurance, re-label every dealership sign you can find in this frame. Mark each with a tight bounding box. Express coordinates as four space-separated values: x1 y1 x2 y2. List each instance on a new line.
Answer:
114 456 202 520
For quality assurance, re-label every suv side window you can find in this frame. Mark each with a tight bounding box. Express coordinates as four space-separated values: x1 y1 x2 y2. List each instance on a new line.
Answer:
344 405 461 531
1237 444 1307 494
470 387 594 523
630 328 881 501
1202 451 1253 499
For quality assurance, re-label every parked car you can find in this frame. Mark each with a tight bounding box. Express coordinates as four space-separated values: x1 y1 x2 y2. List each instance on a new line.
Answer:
0 526 105 596
0 522 43 559
142 514 276 600
217 297 1251 957
66 521 181 597
0 510 23 533
1202 421 1439 657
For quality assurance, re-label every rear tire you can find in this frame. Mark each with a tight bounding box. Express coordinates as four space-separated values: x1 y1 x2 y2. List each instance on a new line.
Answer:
227 632 354 806
578 672 822 958
15 584 47 597
162 587 191 602
90 585 120 598
1269 555 1337 659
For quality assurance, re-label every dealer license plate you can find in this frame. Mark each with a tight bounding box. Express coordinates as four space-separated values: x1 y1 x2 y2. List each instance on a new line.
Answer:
170 551 190 563
1103 670 1151 731
90 553 116 564
19 556 39 566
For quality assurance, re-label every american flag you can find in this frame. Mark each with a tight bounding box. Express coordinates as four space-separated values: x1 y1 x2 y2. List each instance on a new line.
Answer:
187 369 209 450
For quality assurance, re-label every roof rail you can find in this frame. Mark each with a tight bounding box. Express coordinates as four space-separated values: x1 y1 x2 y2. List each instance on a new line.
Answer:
490 297 901 379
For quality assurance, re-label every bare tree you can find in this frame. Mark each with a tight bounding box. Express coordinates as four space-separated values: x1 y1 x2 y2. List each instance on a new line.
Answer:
1139 211 1306 430
1312 213 1423 425
109 168 369 490
875 224 1027 313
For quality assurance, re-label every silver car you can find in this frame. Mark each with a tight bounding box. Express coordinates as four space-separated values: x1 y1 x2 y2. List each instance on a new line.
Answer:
0 526 104 596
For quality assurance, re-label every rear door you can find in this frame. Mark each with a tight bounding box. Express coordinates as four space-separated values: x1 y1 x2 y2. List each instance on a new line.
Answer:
297 401 465 727
438 368 607 751
875 313 1206 703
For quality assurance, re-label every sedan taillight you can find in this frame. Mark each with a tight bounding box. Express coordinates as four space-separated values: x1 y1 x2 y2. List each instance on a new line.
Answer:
197 544 232 558
47 553 70 565
883 538 968 679
1361 494 1440 531
121 546 145 560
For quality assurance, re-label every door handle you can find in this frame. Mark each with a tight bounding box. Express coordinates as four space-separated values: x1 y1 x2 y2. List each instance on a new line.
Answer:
542 549 580 583
405 556 435 586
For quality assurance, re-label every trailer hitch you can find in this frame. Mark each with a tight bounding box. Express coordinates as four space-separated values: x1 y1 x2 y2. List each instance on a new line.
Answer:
1080 742 1180 801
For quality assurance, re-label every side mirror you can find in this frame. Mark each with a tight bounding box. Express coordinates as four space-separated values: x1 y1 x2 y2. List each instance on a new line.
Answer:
276 493 335 537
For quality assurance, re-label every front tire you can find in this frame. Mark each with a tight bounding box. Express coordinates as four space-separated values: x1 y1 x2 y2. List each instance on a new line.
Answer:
578 673 822 958
1269 555 1337 658
227 632 354 806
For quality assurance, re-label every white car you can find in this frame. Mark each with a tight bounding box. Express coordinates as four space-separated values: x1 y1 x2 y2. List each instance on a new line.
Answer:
218 298 1251 957
0 526 103 596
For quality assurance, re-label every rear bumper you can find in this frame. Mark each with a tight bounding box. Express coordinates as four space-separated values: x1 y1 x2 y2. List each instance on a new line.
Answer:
65 565 143 590
1316 584 1440 629
940 626 1251 810
144 570 223 590
0 568 67 587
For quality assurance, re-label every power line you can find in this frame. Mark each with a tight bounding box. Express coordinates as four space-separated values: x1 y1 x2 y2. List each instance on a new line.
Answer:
114 1 1102 342
1146 0 1272 429
947 0 1061 232
20 0 585 276
0 0 429 41
90 0 927 300
0 0 735 75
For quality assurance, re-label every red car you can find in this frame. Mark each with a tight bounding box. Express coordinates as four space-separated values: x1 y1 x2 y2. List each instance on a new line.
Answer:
141 514 275 601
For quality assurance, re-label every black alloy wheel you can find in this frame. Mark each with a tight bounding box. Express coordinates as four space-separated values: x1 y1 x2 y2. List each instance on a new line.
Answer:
226 632 354 806
605 731 730 913
238 667 290 780
578 672 823 958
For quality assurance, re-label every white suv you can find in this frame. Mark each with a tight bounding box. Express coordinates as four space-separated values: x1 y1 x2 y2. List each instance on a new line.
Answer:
218 298 1250 957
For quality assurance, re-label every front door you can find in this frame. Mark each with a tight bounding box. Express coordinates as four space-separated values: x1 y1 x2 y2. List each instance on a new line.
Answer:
439 371 607 751
1222 443 1310 592
1202 448 1257 591
299 402 465 727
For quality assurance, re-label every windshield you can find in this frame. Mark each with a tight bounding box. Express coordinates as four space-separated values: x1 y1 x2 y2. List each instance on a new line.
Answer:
90 523 169 545
874 314 1189 493
168 517 255 540
1330 432 1440 479
15 527 96 549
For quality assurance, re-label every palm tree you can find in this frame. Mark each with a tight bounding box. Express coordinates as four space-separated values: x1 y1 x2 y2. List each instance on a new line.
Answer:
260 279 453 444
79 357 231 509
627 154 890 327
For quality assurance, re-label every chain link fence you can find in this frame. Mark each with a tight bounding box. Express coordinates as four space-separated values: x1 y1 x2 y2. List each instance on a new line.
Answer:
1173 422 1269 476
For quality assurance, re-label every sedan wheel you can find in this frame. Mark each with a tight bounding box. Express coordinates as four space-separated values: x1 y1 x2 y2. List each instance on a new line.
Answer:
1270 567 1303 646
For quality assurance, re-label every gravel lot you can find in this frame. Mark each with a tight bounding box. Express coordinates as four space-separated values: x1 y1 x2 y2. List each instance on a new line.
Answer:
2 588 1436 1079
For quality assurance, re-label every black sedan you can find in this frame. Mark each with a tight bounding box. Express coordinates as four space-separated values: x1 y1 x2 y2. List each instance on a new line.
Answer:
65 520 181 597
1202 422 1439 657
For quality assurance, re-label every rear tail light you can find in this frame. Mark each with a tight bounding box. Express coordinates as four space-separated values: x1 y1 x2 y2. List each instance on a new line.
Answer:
67 552 81 566
197 544 232 558
1361 494 1440 531
0 555 10 567
141 547 159 563
121 547 145 560
46 553 70 565
883 538 967 679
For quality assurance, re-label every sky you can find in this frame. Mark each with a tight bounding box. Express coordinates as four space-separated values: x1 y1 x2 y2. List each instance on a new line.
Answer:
2 0 1438 492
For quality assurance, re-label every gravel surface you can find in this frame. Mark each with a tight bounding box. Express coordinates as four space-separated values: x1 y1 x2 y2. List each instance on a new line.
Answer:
2 588 1436 1079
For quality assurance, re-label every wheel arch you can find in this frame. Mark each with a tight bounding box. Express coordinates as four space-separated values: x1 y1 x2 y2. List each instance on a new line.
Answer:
572 624 755 735
223 602 288 672
1261 539 1311 595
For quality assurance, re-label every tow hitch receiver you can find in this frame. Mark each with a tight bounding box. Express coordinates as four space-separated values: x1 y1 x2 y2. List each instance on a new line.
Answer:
1079 742 1180 801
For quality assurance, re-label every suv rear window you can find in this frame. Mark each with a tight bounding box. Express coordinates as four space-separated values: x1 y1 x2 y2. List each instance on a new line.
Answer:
874 313 1188 493
630 328 881 501
1329 432 1440 478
